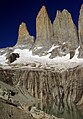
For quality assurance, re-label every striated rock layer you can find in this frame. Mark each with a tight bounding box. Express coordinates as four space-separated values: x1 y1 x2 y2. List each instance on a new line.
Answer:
0 65 83 107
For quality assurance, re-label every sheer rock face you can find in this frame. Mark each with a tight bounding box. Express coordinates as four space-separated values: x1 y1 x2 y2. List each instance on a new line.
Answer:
78 5 83 58
32 6 54 56
36 6 53 43
53 10 78 51
0 65 83 107
32 8 79 57
18 22 30 40
17 22 34 49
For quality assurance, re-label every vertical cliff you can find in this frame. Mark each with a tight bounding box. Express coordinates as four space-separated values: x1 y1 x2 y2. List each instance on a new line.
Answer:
32 8 79 57
78 5 83 58
36 6 53 45
32 6 54 56
0 65 83 107
53 9 78 50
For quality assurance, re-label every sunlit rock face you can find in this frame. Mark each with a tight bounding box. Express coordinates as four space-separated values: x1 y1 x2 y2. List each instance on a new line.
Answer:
17 22 35 49
53 10 78 47
36 6 53 44
18 22 30 40
53 9 78 56
32 7 79 58
32 6 54 56
78 5 83 58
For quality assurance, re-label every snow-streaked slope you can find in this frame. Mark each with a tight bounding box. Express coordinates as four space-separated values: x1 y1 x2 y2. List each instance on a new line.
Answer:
0 53 7 65
47 44 59 53
0 46 83 70
12 46 83 69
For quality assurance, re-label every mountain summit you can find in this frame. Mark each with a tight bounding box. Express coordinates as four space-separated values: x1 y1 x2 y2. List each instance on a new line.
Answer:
18 22 30 41
36 6 53 41
17 22 35 49
32 6 79 57
0 5 83 61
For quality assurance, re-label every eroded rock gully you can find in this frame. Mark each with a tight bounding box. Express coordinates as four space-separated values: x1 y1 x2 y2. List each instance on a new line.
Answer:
0 65 83 107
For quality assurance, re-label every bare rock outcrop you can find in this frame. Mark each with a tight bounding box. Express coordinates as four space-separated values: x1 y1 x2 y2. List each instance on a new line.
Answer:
36 6 53 44
0 64 83 117
6 53 19 63
17 22 35 49
32 6 54 56
18 22 30 40
78 5 83 58
32 8 79 58
0 65 83 107
53 10 78 48
52 10 78 57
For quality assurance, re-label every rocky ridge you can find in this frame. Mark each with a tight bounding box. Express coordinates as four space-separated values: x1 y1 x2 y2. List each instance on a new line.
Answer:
4 5 81 59
14 5 81 58
31 6 79 57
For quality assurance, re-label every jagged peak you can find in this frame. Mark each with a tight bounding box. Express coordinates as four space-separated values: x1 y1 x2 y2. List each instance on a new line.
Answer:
18 21 30 39
19 22 26 26
53 10 62 23
36 6 49 19
81 4 83 10
55 9 71 19
62 9 73 22
54 9 71 21
62 9 69 13
39 5 47 13
56 10 61 16
19 22 29 32
62 9 72 18
40 6 46 12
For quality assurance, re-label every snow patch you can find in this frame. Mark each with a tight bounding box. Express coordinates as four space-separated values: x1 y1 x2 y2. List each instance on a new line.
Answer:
34 47 43 51
62 42 66 45
0 53 7 65
47 45 59 53
0 46 83 70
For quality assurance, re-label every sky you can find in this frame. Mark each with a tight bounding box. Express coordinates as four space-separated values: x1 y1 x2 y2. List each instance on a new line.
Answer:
0 0 83 48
